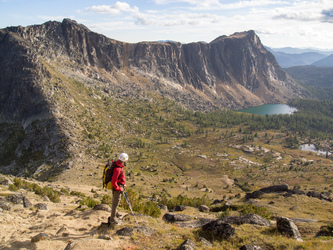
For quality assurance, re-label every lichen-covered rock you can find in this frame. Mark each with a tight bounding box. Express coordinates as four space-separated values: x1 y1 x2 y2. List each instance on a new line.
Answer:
276 216 302 239
202 220 235 239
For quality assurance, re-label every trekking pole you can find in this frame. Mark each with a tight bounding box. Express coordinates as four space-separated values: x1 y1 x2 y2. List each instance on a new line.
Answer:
122 188 139 226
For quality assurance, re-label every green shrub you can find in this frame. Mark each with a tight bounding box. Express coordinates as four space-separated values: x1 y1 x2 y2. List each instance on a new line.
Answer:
60 188 70 195
13 178 22 189
101 194 112 205
8 184 18 192
119 188 161 217
70 190 86 198
240 204 271 219
80 196 99 208
158 193 211 210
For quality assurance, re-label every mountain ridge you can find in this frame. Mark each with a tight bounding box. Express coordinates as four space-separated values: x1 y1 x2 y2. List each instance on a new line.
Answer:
0 18 309 178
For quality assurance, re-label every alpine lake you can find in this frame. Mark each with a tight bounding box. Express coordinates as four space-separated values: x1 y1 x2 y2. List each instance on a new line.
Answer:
237 103 297 116
237 104 332 156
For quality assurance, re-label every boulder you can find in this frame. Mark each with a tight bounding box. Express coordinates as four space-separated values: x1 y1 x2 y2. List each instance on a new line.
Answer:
6 194 24 204
116 227 134 236
93 204 111 212
276 216 302 239
162 213 191 223
34 203 48 210
173 205 186 212
199 237 212 247
245 191 264 200
202 220 235 239
179 239 196 250
0 201 12 211
219 214 270 227
158 204 168 211
23 196 32 208
259 184 289 193
240 213 270 227
198 205 210 212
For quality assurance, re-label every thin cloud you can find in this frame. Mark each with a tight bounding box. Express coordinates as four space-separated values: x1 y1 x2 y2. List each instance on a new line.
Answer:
153 0 288 10
85 1 139 15
322 9 333 23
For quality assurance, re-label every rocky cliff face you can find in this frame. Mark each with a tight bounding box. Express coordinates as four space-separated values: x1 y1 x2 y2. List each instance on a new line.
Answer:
0 19 309 178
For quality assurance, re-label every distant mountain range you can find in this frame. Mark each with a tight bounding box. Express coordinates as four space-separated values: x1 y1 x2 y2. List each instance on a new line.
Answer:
266 47 333 68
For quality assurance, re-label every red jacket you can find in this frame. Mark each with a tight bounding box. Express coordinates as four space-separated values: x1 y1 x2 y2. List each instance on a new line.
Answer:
111 160 126 191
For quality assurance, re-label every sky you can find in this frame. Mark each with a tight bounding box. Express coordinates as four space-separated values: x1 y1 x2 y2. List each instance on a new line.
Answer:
0 0 333 50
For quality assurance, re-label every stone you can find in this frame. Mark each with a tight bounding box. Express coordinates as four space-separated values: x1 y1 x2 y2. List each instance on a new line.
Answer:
158 204 168 211
116 227 134 236
6 194 24 204
198 205 210 212
179 239 196 250
276 216 302 239
173 205 186 212
31 233 50 242
202 220 235 239
240 213 270 227
93 204 111 212
0 201 12 211
23 196 32 208
199 237 212 247
34 203 48 210
162 213 191 223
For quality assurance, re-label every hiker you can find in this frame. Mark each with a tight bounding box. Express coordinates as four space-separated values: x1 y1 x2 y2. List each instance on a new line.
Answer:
108 152 128 225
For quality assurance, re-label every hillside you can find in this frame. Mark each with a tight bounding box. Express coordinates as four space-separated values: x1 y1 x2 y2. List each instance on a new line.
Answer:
312 54 333 67
285 66 333 100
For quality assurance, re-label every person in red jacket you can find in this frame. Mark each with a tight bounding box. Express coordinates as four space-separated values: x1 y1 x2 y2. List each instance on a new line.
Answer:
108 152 128 225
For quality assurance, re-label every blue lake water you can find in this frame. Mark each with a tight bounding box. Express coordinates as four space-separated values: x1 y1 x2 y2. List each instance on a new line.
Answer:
238 104 297 116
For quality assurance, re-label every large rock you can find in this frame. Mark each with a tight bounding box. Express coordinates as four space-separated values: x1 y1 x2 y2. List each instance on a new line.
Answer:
0 200 12 211
6 194 24 204
202 220 235 239
34 203 48 210
276 216 302 239
179 239 196 250
162 213 191 223
219 214 270 227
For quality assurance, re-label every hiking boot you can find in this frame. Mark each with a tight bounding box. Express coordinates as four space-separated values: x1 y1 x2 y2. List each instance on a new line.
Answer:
108 217 121 225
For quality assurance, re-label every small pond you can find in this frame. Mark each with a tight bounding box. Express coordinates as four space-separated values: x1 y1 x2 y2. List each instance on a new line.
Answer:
300 144 331 156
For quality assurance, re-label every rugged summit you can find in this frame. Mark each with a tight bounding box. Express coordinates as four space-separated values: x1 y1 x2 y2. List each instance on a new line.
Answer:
0 19 308 177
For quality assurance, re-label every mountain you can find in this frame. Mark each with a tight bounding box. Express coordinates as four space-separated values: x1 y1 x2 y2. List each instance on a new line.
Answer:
312 54 333 67
266 48 327 68
0 19 309 178
268 47 333 55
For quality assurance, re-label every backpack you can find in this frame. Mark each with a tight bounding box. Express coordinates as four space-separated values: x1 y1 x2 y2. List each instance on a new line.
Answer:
102 161 123 189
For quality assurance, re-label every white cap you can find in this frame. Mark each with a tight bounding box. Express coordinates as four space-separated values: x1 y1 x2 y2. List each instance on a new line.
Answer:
118 153 129 162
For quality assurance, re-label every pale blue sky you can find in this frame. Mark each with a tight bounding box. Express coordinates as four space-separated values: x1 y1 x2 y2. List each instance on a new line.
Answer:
1 0 332 49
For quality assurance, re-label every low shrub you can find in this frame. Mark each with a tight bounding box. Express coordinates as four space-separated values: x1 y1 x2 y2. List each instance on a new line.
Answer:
80 196 99 208
158 193 211 210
